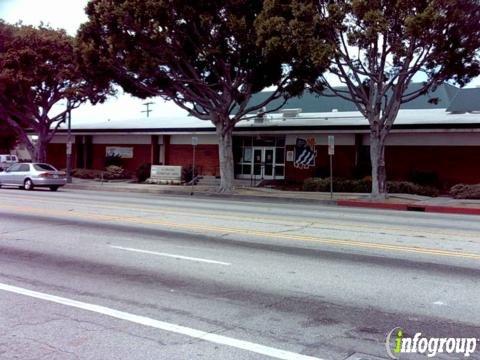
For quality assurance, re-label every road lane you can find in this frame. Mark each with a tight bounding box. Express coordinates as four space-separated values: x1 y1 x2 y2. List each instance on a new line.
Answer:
1 200 480 263
109 245 232 266
1 188 480 359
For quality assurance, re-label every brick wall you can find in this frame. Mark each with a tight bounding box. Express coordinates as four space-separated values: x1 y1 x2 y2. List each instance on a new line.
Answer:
386 146 480 186
92 144 151 172
167 144 219 176
285 145 357 182
46 143 67 169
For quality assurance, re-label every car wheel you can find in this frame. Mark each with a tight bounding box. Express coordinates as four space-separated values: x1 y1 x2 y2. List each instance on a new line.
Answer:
49 186 59 192
24 179 34 191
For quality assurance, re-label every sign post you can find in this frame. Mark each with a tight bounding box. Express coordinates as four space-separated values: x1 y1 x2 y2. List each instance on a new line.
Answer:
328 135 335 200
191 136 198 195
66 106 72 184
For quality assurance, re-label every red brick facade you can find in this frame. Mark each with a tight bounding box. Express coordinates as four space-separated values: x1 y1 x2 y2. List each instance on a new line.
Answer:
46 137 480 186
167 144 219 176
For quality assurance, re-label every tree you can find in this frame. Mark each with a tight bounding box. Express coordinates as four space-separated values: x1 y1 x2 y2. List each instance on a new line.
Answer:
257 0 480 198
0 22 111 162
78 0 326 192
0 124 17 153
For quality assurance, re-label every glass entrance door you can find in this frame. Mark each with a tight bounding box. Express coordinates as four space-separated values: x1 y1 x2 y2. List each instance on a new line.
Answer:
252 147 276 180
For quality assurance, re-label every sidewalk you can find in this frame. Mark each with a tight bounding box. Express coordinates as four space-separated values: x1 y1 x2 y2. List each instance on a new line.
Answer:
65 178 480 216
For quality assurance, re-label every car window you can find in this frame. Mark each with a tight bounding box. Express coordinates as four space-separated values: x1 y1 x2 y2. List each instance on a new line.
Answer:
11 156 17 161
6 156 11 161
34 164 56 171
7 164 22 172
18 164 30 172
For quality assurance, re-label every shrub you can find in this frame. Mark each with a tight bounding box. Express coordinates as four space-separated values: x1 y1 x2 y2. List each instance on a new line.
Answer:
136 163 152 183
449 184 480 199
105 153 123 167
71 167 132 180
182 165 198 183
71 168 103 179
302 177 439 196
302 178 371 192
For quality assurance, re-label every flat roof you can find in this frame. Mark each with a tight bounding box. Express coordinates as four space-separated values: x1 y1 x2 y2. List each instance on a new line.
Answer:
57 108 480 134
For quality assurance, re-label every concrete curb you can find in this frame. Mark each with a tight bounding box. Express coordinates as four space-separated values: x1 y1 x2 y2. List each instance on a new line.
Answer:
65 184 338 206
338 199 480 216
65 183 480 216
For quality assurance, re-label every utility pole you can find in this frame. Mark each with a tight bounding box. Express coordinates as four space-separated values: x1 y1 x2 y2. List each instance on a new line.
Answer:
142 102 154 118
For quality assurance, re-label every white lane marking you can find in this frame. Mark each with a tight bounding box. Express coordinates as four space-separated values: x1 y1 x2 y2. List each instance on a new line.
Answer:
0 282 322 360
110 245 231 266
433 301 446 306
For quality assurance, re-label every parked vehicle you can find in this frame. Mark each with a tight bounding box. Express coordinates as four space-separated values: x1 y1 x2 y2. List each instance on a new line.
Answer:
0 154 18 171
0 163 66 191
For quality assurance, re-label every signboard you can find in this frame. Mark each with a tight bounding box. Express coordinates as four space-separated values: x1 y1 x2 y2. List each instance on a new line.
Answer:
192 136 199 146
106 146 133 159
66 142 72 155
294 137 317 169
328 135 335 155
150 165 182 181
286 151 294 162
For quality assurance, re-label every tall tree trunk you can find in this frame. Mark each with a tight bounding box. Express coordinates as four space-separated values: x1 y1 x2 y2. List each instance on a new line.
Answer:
19 136 36 161
35 133 48 163
370 133 387 199
215 121 234 193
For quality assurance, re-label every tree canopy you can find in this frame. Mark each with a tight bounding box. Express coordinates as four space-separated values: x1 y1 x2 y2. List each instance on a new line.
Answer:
0 21 111 162
78 0 329 192
257 0 480 197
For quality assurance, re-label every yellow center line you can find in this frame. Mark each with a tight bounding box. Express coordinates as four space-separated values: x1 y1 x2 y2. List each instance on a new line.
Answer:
1 194 479 241
2 203 480 261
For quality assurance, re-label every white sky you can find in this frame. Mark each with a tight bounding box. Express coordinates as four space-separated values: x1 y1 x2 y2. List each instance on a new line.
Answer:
0 0 479 124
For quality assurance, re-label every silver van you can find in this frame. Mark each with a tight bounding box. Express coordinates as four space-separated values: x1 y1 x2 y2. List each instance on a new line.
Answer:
0 154 18 171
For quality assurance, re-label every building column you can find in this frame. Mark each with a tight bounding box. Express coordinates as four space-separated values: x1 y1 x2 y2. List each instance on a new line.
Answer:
163 135 170 165
150 135 160 165
84 135 93 169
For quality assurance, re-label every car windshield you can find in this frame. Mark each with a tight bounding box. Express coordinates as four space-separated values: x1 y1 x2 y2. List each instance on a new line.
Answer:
34 164 56 171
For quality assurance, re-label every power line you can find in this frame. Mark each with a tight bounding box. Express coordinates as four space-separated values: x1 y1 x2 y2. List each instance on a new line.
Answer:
142 102 154 118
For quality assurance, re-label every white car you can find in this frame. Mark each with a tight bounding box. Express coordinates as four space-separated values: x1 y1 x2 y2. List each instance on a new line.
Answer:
0 163 67 191
0 154 18 171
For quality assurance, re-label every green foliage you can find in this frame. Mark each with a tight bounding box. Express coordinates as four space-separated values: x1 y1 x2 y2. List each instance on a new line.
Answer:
257 0 480 196
0 124 17 151
78 0 328 192
0 21 113 162
303 177 439 196
72 167 132 181
78 0 321 118
104 154 123 167
303 177 371 192
182 165 198 184
136 162 152 183
449 184 480 199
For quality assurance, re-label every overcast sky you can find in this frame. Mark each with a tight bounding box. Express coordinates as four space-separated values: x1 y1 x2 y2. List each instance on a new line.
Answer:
0 0 479 124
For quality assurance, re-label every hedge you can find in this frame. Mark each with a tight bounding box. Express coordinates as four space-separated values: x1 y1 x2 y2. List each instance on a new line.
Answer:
303 177 439 197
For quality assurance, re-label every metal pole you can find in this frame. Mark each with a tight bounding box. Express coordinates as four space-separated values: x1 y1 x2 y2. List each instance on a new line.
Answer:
66 105 72 184
330 154 333 200
191 144 196 195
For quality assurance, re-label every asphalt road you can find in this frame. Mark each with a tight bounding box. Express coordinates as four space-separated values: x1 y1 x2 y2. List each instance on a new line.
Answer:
0 187 480 360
